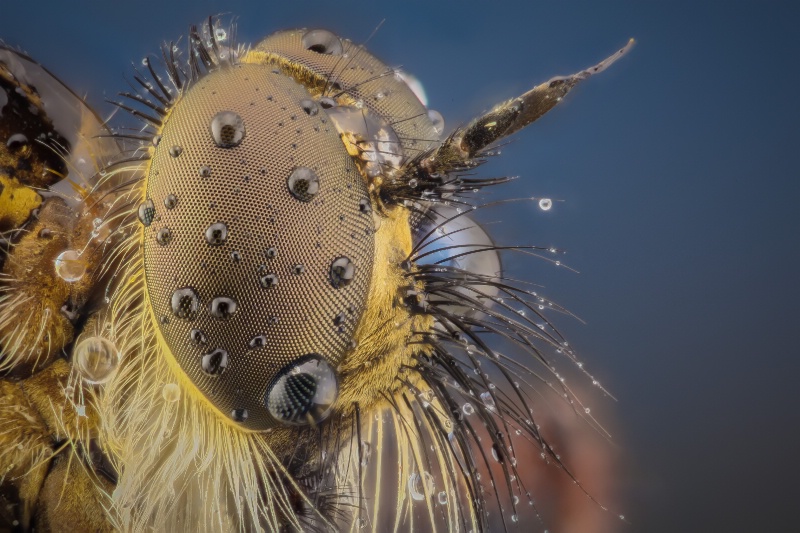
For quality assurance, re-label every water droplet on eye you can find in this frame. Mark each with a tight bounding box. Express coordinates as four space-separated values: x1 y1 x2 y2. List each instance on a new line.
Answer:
201 348 229 376
358 198 372 214
199 165 212 178
299 98 319 116
427 109 445 136
138 199 156 226
265 354 338 426
408 178 418 189
162 383 180 402
480 391 496 411
209 296 237 319
74 336 119 385
259 273 279 288
287 167 320 202
205 222 228 245
319 97 337 109
54 250 87 282
230 251 242 263
189 328 207 344
462 403 474 416
230 408 248 422
6 133 28 150
156 228 173 246
171 287 200 319
437 491 448 505
292 264 305 275
302 29 344 55
248 334 267 349
152 135 161 147
329 257 355 288
265 247 277 259
333 313 345 326
169 145 183 158
164 194 178 209
538 198 553 211
210 111 245 148
214 27 227 41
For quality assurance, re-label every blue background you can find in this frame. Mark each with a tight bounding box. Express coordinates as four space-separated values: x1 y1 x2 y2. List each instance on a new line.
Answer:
2 1 798 531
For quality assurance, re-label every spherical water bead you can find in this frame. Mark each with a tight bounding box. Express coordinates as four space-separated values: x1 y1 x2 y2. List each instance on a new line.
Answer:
259 273 279 288
287 167 320 202
329 256 355 288
292 264 305 275
427 109 445 137
205 222 228 245
265 354 338 426
302 29 344 55
74 336 119 385
462 403 475 416
201 348 229 376
209 111 245 148
230 408 248 422
164 194 178 209
137 199 156 226
299 98 319 116
480 391 496 411
265 246 278 259
209 296 237 319
358 198 372 214
248 334 267 349
199 165 212 178
437 491 448 505
156 228 173 246
162 383 181 402
54 250 86 283
538 198 553 211
408 473 425 501
171 287 200 320
168 145 183 158
189 328 207 345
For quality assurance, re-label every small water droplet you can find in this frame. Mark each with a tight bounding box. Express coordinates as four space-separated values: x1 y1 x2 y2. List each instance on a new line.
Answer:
164 194 177 209
201 348 229 376
480 391 496 411
292 264 305 275
199 165 212 178
265 247 277 259
319 97 337 109
300 98 319 116
210 111 245 148
358 198 372 214
209 296 237 319
74 336 119 385
171 287 200 319
138 199 155 226
189 328 207 344
230 407 248 422
6 133 28 150
329 257 355 288
156 227 173 246
462 403 474 416
169 145 183 158
437 491 448 505
214 27 227 41
287 167 320 202
249 334 267 349
54 250 87 282
230 250 242 262
538 198 553 211
152 135 161 147
162 383 180 402
259 273 279 288
205 222 228 245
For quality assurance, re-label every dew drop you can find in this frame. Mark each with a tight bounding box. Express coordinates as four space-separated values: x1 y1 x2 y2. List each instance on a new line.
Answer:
230 408 248 422
230 250 242 262
209 296 237 319
162 383 180 402
259 273 279 288
189 328 207 345
6 133 28 150
462 403 475 416
249 334 267 349
152 135 161 147
265 247 278 259
201 348 229 376
54 250 86 283
199 165 212 178
205 222 228 245
210 111 245 148
170 287 200 319
480 391 496 411
427 109 445 136
299 98 319 116
538 198 553 211
156 228 173 246
319 97 337 109
74 336 119 385
329 256 355 288
137 199 155 226
302 29 344 56
358 198 372 214
287 167 320 202
164 194 178 209
169 145 183 158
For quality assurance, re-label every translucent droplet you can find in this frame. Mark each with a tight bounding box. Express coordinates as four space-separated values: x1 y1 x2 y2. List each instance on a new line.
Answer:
359 198 372 214
138 199 155 226
437 491 448 505
171 287 200 319
259 273 279 288
156 228 173 246
300 98 319 116
230 408 248 422
538 198 553 211
360 441 371 466
302 29 343 55
189 328 207 344
201 348 229 376
329 256 355 288
292 264 305 275
214 27 227 42
480 391 496 411
287 167 320 202
74 336 119 385
210 111 245 148
265 354 338 426
164 194 178 209
209 296 237 319
169 145 183 157
152 135 161 147
408 473 425 501
249 334 267 349
427 109 445 136
205 222 228 245
199 165 212 178
54 250 86 283
462 403 475 416
265 247 278 259
319 97 337 109
162 383 180 402
511 514 519 523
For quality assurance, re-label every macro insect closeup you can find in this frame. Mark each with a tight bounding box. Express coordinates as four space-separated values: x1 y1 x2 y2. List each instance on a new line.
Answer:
0 15 632 533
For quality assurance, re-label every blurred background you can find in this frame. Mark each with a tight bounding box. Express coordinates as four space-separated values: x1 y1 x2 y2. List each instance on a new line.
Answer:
2 1 798 531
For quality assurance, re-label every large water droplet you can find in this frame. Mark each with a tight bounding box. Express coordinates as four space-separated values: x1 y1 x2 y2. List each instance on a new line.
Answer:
205 222 228 245
265 247 278 259
287 167 320 202
138 199 155 226
210 111 245 148
209 296 237 319
201 348 229 376
427 109 445 136
156 228 173 246
480 391 496 411
329 257 355 288
74 336 119 385
54 250 87 283
301 29 344 55
171 287 200 319
199 165 212 178
265 354 338 426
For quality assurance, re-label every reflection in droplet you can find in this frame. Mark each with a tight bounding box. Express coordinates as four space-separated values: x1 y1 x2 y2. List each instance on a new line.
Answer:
205 222 228 245
259 273 279 289
358 198 372 214
265 247 278 259
74 336 119 385
302 29 344 55
427 109 445 136
209 296 237 319
156 228 173 246
265 354 338 426
230 408 248 422
210 111 245 148
437 491 448 505
480 391 496 411
169 145 183 157
162 383 181 402
138 199 155 226
329 257 355 288
538 198 553 211
462 403 475 416
164 194 178 209
171 287 200 319
54 250 87 283
201 348 229 376
287 167 320 202
199 165 212 178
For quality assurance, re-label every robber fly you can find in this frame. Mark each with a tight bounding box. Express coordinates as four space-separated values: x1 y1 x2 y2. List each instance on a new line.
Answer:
0 16 632 532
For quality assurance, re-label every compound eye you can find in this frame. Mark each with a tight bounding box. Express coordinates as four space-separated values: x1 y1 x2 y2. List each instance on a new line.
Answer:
265 354 338 425
301 29 344 55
